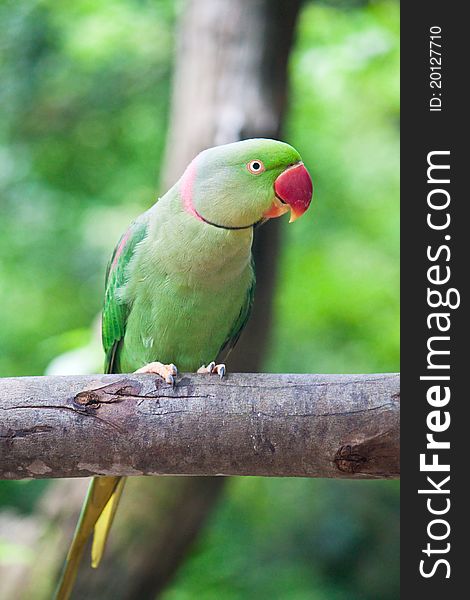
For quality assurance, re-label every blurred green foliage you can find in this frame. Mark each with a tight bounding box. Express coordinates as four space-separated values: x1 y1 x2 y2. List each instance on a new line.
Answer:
0 0 176 377
0 0 399 598
270 0 399 375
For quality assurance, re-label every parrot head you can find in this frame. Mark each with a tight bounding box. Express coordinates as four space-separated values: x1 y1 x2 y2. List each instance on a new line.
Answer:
180 138 313 229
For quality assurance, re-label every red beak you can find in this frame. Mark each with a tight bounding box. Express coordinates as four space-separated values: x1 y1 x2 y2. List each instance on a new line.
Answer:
272 162 313 222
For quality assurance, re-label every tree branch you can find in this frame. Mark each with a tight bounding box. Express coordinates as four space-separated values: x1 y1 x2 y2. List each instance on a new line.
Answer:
0 373 399 480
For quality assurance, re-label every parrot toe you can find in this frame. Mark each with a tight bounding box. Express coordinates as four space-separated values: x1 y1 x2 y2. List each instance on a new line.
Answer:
197 362 226 378
135 361 178 386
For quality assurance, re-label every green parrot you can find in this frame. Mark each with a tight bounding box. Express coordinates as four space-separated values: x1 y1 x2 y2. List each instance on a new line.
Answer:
54 138 313 600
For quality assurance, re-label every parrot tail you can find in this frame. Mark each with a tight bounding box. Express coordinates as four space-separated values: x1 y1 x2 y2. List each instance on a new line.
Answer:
54 476 126 600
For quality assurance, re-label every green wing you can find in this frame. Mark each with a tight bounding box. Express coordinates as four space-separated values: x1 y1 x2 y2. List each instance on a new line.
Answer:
102 214 149 374
218 257 255 360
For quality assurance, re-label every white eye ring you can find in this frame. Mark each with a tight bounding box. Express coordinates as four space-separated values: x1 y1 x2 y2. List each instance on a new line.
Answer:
247 159 265 174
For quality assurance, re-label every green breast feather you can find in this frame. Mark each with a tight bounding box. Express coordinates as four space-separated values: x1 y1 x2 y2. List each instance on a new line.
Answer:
102 210 255 375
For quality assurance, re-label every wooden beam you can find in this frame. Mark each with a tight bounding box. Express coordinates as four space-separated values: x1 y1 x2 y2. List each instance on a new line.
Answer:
0 373 400 480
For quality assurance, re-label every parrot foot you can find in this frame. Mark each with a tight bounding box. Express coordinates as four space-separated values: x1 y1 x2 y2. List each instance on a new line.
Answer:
197 361 226 379
135 362 178 386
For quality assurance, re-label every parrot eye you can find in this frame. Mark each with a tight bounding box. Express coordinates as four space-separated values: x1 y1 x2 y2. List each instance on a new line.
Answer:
247 160 265 174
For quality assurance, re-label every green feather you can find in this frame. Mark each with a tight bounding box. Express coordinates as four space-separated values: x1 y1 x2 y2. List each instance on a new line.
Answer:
219 255 256 359
102 212 149 373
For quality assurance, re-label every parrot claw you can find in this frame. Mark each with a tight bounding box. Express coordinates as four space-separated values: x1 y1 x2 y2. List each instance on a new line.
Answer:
135 361 178 386
197 362 226 378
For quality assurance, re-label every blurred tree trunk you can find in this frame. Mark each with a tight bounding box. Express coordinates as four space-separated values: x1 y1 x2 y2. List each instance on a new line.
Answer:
4 1 303 599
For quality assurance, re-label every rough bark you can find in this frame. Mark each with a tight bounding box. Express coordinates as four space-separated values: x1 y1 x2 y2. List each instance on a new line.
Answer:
0 373 400 480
